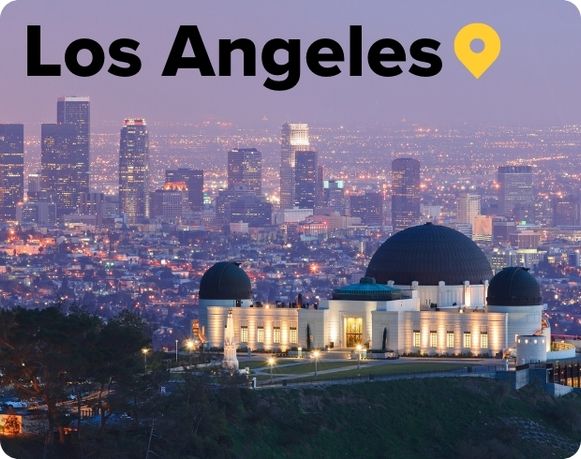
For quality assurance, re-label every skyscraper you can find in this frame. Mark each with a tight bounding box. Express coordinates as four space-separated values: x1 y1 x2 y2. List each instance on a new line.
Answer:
119 119 149 224
150 182 187 224
166 168 204 211
227 148 262 195
497 165 534 222
294 150 318 210
457 193 481 225
27 173 42 200
41 123 78 216
552 194 580 226
0 125 24 220
57 96 90 198
227 194 272 227
349 192 384 227
391 157 420 232
323 179 346 214
280 123 310 209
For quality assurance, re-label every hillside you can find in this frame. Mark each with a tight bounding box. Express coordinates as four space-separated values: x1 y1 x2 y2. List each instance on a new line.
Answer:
229 378 581 459
3 377 580 459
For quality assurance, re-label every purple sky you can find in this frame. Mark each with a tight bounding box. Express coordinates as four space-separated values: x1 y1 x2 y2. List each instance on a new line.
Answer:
0 0 580 130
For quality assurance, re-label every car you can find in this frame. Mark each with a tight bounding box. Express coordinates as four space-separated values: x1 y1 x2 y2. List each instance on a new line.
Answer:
4 400 28 409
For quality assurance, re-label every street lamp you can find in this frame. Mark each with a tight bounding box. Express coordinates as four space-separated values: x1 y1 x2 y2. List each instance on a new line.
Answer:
175 339 179 364
267 356 276 384
141 348 149 371
312 350 320 376
185 339 195 365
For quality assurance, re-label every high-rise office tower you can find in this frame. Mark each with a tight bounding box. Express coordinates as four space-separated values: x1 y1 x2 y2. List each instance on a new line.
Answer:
227 194 273 227
350 192 384 227
457 193 481 225
166 168 204 211
294 150 318 210
552 194 580 226
57 96 90 197
280 123 310 209
41 123 78 216
79 192 105 226
119 119 149 224
497 165 534 222
391 157 420 232
150 182 186 224
492 217 517 245
227 148 262 195
315 165 324 211
27 173 42 200
323 179 346 214
0 125 24 220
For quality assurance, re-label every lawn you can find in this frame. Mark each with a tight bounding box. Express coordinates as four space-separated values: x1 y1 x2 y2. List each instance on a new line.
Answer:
270 361 362 375
240 359 361 374
291 361 472 382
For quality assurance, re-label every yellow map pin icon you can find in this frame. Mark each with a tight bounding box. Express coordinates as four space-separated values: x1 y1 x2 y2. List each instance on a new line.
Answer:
454 23 501 79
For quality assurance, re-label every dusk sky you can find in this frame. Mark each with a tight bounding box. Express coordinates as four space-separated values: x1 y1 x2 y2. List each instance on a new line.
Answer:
0 0 580 130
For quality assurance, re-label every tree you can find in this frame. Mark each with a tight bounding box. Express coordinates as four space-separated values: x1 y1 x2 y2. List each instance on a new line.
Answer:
90 310 150 431
382 327 387 352
0 307 101 446
306 324 311 351
0 307 150 452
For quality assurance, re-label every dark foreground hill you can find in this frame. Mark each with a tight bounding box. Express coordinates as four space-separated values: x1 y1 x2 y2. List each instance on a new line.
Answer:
3 378 581 459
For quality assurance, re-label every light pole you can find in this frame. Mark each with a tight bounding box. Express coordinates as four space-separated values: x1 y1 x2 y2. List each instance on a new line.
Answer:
268 356 276 384
356 344 362 371
142 348 149 372
185 339 195 365
175 339 179 364
312 350 320 377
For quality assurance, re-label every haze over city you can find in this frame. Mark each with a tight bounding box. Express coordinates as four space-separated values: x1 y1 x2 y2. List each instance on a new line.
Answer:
1 0 581 129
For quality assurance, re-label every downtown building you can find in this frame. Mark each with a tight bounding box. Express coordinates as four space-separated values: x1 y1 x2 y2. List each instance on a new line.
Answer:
322 179 346 215
119 118 149 224
294 150 318 210
391 157 420 233
166 168 204 212
150 182 187 224
227 148 262 196
217 147 271 227
497 165 534 223
41 97 90 217
349 191 384 227
280 123 310 210
0 124 24 221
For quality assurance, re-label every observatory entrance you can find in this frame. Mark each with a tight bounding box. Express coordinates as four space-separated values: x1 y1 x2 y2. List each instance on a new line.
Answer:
345 317 363 347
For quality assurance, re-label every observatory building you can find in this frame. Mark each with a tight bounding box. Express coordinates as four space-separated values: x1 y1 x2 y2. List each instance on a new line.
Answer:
200 223 570 359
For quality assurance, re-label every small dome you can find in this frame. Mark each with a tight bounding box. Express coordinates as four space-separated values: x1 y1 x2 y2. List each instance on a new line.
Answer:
332 277 409 301
199 262 252 300
487 267 542 306
366 223 492 285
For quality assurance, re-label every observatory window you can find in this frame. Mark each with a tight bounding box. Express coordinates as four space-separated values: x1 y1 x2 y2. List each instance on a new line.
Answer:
273 326 281 344
480 332 488 349
463 332 472 348
446 332 455 348
240 326 249 343
413 331 421 348
257 326 264 343
290 327 298 344
429 331 438 348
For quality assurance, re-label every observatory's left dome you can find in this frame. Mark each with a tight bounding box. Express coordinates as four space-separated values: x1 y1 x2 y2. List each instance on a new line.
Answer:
199 262 252 300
